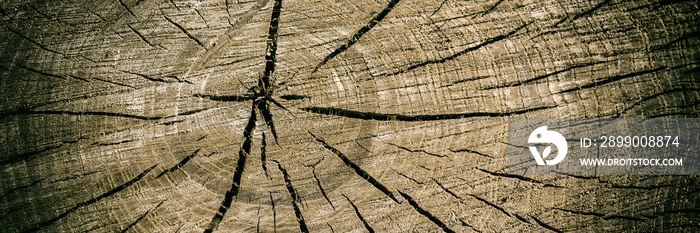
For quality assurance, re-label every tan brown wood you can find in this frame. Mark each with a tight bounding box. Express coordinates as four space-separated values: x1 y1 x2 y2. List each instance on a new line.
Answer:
1 0 698 232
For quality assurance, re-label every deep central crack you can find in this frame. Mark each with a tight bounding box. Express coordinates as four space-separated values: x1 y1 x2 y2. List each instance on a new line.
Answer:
203 0 283 232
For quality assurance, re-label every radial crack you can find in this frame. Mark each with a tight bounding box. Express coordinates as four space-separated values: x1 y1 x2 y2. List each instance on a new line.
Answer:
387 142 447 158
163 12 206 49
274 161 309 233
121 200 166 233
301 105 554 121
312 0 402 73
343 194 375 233
194 94 252 102
530 215 563 232
127 24 155 47
398 191 455 233
261 133 271 179
381 22 531 76
449 148 494 159
261 0 283 87
119 0 138 18
156 149 202 178
556 66 667 94
482 61 607 90
309 131 400 203
21 164 158 233
432 178 512 217
204 104 256 233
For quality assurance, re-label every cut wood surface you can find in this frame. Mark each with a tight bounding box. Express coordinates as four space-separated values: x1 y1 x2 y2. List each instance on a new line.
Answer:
1 0 699 232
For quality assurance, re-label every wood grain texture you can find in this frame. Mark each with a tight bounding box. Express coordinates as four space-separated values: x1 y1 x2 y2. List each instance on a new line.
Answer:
1 0 699 232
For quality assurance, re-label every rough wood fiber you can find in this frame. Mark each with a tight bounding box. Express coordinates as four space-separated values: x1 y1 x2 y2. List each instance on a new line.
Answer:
0 0 699 232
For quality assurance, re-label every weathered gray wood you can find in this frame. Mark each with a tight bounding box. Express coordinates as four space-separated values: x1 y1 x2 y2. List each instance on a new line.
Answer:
1 0 699 232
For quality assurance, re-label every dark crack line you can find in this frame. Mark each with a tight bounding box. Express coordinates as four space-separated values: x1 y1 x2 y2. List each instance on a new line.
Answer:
571 0 611 21
530 215 563 233
168 0 181 11
21 164 158 233
381 22 530 76
6 27 68 58
257 100 279 143
554 208 645 221
262 0 283 87
482 61 607 90
558 62 696 95
270 192 277 233
476 168 543 184
429 0 448 18
121 200 166 233
439 76 491 88
279 94 310 100
309 131 400 203
119 0 138 18
94 139 135 147
432 178 512 217
261 133 271 179
387 142 446 158
162 12 206 49
28 4 75 27
1 109 161 121
312 169 335 209
616 87 700 117
301 105 554 121
398 191 455 233
395 170 424 184
556 66 667 94
204 104 256 233
256 202 262 233
194 94 252 102
121 70 191 84
459 219 482 233
0 144 62 167
13 62 67 80
312 0 402 73
156 149 202 178
303 157 335 209
92 77 136 88
127 24 155 47
343 195 375 233
274 161 309 233
480 0 505 17
0 178 46 200
195 8 209 27
449 148 494 159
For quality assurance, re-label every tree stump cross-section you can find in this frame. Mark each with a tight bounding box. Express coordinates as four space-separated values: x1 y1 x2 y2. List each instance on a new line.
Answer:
0 0 699 232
